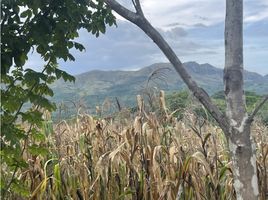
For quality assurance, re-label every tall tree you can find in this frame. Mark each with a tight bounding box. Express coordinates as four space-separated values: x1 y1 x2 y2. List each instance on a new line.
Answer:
224 1 258 199
102 0 268 199
1 0 115 198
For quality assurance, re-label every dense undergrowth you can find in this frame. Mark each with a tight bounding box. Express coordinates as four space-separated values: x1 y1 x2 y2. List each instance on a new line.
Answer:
1 91 267 200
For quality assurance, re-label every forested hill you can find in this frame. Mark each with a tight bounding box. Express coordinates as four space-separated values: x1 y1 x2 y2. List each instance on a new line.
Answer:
51 61 268 107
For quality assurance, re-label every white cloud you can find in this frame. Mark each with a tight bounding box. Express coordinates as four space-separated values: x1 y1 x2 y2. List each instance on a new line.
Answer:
112 0 268 29
141 0 225 29
245 12 268 23
244 0 268 23
25 1 268 75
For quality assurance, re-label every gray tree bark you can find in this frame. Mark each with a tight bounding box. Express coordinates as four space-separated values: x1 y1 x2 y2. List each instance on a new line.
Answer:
103 0 266 199
224 0 258 199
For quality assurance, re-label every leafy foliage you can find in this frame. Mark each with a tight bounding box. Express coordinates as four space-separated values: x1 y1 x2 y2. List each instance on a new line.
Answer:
1 0 116 198
165 90 268 124
212 91 268 125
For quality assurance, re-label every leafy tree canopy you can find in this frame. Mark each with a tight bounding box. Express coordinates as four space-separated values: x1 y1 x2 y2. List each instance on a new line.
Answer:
1 0 116 197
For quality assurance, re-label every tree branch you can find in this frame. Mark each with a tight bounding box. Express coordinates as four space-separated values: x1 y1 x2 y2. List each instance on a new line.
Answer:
132 0 144 16
247 95 268 123
105 0 141 24
104 0 230 134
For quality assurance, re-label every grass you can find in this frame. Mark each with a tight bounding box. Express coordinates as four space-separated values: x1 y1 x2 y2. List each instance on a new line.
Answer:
1 91 268 200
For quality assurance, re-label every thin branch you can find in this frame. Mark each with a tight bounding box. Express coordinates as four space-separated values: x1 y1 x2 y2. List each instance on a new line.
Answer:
104 0 230 134
133 0 144 16
247 95 268 123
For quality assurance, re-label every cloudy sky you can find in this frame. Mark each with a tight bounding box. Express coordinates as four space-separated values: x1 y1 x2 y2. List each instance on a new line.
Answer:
28 0 268 75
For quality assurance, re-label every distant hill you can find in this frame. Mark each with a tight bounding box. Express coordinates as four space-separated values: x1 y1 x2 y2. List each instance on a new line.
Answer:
51 62 268 110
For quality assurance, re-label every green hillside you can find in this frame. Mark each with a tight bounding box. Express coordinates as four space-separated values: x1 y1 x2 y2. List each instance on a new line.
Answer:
51 62 268 116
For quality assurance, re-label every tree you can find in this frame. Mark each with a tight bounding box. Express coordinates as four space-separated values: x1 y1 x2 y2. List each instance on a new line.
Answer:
102 0 268 199
1 0 116 198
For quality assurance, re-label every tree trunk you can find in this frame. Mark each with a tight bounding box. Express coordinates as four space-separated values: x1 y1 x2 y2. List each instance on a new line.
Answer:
228 125 259 200
224 0 259 199
103 0 262 199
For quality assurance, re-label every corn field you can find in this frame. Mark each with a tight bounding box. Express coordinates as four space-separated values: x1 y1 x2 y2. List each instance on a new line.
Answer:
1 92 268 200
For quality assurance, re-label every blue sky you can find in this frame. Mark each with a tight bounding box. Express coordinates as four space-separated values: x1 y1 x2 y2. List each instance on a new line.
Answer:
27 0 268 75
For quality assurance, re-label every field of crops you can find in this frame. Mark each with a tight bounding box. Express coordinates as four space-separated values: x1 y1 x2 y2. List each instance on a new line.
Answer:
2 93 268 200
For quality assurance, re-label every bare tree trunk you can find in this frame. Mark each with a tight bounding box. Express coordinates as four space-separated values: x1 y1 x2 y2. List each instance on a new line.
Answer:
224 0 259 199
228 126 259 200
103 0 263 199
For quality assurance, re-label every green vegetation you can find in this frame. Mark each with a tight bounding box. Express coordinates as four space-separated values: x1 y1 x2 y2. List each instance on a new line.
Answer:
211 91 268 125
1 92 267 199
1 1 267 199
49 63 268 115
1 0 116 198
165 90 268 125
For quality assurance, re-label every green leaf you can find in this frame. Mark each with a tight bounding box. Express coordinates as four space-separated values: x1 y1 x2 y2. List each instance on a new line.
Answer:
74 42 85 51
34 83 54 96
53 163 62 190
99 21 106 33
67 53 75 61
23 69 41 86
54 68 75 82
20 10 31 18
0 177 5 190
1 124 26 145
28 144 49 156
11 180 30 198
21 110 44 126
32 132 46 142
42 120 53 136
15 159 29 169
61 71 75 82
67 41 74 49
14 52 27 67
54 68 62 79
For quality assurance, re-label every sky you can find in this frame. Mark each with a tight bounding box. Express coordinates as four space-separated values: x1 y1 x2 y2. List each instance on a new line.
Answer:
27 0 268 75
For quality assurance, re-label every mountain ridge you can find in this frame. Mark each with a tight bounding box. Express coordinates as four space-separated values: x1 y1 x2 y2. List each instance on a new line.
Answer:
75 61 267 78
51 62 268 108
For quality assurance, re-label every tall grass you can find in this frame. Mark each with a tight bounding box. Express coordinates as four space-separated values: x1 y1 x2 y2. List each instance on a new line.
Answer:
2 92 267 200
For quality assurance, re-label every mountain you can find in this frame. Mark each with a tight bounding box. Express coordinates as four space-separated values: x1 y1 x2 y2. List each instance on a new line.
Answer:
51 62 268 109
